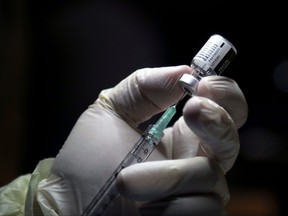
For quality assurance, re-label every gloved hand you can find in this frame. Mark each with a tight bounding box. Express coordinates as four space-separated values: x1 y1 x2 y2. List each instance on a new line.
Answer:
38 65 248 216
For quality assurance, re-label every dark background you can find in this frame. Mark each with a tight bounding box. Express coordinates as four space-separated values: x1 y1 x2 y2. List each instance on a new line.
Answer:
1 1 287 215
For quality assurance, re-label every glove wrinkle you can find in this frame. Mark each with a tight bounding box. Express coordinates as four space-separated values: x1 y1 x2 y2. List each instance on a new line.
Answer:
117 157 228 203
198 76 248 129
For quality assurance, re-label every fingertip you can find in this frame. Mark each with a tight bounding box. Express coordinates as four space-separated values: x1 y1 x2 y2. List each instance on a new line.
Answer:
182 96 222 131
182 97 201 119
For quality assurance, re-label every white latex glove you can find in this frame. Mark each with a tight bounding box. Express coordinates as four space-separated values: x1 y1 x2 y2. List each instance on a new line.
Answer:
41 65 247 216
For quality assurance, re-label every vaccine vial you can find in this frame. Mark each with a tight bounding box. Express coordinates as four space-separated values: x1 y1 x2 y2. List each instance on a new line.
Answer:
178 34 237 95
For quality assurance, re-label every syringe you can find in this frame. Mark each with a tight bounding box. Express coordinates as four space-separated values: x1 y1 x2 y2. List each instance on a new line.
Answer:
81 34 237 216
81 105 178 216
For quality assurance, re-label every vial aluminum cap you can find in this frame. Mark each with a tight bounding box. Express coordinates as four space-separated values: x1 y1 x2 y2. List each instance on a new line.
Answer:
178 74 199 95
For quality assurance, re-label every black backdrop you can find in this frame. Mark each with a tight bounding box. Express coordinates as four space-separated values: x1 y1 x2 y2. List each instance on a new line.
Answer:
1 1 288 215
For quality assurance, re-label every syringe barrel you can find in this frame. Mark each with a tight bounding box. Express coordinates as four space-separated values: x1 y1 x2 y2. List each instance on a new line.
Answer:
81 130 161 216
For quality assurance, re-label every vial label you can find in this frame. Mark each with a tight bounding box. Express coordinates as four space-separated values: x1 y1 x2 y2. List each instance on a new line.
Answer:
193 34 236 74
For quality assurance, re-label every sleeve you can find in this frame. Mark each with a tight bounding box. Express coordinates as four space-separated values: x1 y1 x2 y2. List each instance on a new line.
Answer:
0 174 31 216
0 158 55 216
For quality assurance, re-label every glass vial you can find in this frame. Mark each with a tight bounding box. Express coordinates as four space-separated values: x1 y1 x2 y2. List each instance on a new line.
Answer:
178 34 237 95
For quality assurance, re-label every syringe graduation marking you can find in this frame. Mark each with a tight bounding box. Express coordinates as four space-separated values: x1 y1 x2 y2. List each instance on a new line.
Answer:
81 105 177 216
